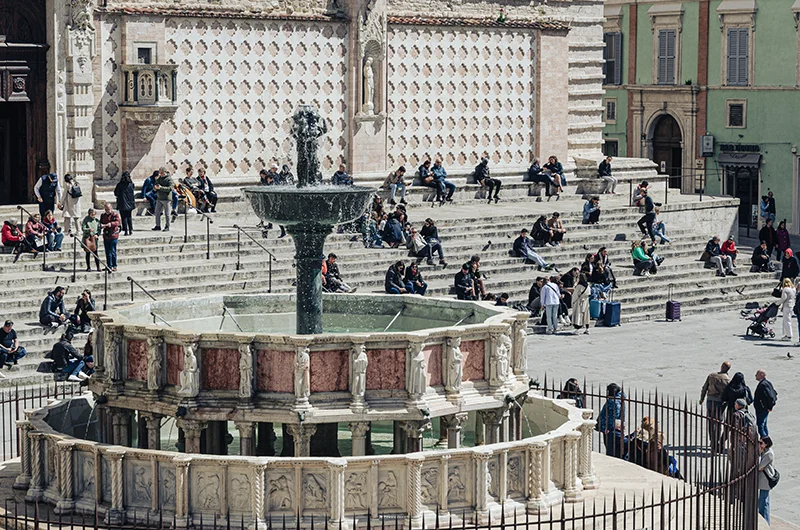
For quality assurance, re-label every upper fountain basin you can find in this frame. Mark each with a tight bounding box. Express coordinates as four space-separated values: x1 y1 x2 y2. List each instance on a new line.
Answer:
243 185 376 227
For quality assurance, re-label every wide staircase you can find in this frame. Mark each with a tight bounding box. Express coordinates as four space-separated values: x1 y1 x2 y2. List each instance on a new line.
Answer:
0 164 778 388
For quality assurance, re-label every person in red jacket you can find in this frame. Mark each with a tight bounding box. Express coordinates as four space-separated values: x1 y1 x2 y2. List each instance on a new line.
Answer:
99 203 121 271
24 214 46 253
721 235 738 266
1 220 25 253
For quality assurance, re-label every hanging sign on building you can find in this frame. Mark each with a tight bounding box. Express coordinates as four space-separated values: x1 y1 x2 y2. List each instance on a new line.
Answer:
718 143 761 153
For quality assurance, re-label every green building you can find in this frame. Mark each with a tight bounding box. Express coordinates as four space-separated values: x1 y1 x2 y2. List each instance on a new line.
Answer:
602 0 800 233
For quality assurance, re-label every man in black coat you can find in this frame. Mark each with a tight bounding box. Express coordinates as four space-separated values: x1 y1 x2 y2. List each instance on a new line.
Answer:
475 157 501 204
51 333 87 381
454 264 477 300
636 190 659 244
753 369 777 437
385 261 410 294
751 242 771 272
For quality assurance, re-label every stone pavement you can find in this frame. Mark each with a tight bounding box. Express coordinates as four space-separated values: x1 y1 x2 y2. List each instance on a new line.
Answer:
528 308 800 526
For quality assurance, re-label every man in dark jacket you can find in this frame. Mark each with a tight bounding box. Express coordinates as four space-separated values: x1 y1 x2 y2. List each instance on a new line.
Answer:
39 286 70 327
527 277 544 312
332 164 353 186
152 168 175 232
324 253 356 293
100 203 121 271
418 160 442 203
598 156 617 194
50 333 87 381
475 157 501 204
759 218 777 259
454 263 476 300
34 173 63 217
385 261 410 294
197 168 217 212
753 369 777 437
751 242 772 272
512 229 552 270
705 236 736 277
636 190 659 244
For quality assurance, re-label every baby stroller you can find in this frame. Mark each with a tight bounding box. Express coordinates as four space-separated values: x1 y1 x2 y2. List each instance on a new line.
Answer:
745 302 778 338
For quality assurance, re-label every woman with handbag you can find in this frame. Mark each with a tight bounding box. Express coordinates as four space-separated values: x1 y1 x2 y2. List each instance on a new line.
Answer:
779 278 796 340
758 436 776 525
81 208 101 272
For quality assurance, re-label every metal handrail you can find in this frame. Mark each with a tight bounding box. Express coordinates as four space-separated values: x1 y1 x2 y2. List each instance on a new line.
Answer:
70 233 112 310
179 197 214 259
17 205 48 271
232 224 277 293
150 312 172 327
127 276 157 302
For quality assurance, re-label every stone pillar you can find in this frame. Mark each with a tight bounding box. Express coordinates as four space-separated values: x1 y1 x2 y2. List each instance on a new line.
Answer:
174 456 191 528
407 455 424 528
250 461 268 530
54 441 75 514
577 423 599 489
438 455 450 513
562 432 583 502
402 420 431 454
235 422 256 456
177 419 205 454
111 408 132 447
391 421 406 454
481 408 508 445
286 424 316 457
256 423 275 456
25 433 44 501
13 421 32 490
349 422 369 456
474 413 485 446
286 226 331 335
106 449 125 525
143 414 163 450
497 449 508 506
328 459 348 530
526 442 548 514
441 413 468 449
473 450 492 524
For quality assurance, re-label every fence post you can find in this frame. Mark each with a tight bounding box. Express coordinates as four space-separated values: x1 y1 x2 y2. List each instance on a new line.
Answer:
103 270 108 310
206 216 211 260
183 198 188 244
236 228 241 271
130 278 134 302
71 236 77 283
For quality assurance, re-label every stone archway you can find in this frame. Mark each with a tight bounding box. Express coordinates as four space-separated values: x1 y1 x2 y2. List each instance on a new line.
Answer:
650 114 683 190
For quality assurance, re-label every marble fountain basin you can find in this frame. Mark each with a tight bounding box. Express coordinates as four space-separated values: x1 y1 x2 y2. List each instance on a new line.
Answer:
243 185 375 227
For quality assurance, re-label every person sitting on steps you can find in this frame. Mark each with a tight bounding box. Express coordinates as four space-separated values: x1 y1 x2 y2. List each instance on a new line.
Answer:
633 181 649 206
475 156 501 204
511 228 555 271
582 196 601 225
631 240 655 277
721 235 738 266
431 158 456 205
759 218 778 259
705 236 737 277
531 215 554 246
408 226 447 267
527 158 555 198
546 212 566 246
454 263 477 300
598 156 617 194
382 166 408 206
652 207 671 244
751 241 773 273
385 261 412 295
543 156 565 197
324 253 357 293
50 332 89 382
636 189 659 245
404 262 428 296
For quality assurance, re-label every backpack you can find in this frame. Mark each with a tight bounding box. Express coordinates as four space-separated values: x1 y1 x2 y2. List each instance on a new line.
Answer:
70 183 82 199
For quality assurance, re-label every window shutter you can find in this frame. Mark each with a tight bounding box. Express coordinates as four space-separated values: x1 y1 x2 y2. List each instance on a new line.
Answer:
614 33 623 85
737 30 749 85
657 30 676 84
657 31 667 84
665 30 676 84
602 33 609 83
727 28 738 85
727 28 749 86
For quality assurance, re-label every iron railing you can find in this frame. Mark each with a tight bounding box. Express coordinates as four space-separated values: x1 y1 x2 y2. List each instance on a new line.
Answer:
70 233 113 310
127 275 157 302
232 223 277 292
16 205 49 271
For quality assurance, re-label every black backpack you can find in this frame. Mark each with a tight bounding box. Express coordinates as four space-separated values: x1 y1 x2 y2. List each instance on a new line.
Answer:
70 183 82 199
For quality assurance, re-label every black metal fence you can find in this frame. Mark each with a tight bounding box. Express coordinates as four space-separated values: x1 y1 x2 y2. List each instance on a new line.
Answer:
0 381 760 529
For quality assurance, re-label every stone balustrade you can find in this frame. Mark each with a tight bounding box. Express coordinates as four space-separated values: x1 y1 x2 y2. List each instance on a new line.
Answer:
88 294 532 426
121 64 178 107
16 393 597 527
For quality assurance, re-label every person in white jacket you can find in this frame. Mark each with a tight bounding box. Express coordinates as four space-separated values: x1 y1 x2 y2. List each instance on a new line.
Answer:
60 174 82 235
779 278 796 341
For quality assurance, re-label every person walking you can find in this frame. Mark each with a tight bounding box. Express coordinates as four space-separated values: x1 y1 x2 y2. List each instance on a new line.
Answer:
598 156 617 194
152 168 174 232
114 171 136 236
597 383 626 458
699 361 731 454
779 278 796 340
34 173 62 218
636 189 658 244
540 276 561 335
753 370 777 438
571 274 591 334
60 174 82 235
100 203 120 271
758 437 776 525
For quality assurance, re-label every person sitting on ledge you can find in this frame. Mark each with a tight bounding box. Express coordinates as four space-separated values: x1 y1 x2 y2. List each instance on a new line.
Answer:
417 159 442 203
408 226 447 267
385 261 412 295
475 156 501 204
705 236 737 277
598 156 617 194
511 228 554 271
454 263 477 300
526 158 554 197
324 253 357 293
546 212 566 246
531 215 553 247
331 163 353 186
543 155 565 196
431 158 456 205
404 262 427 296
382 166 407 206
633 180 649 207
582 196 601 225
467 255 489 300
751 241 773 273
721 235 738 266
2 219 26 255
50 332 88 382
39 286 71 328
72 290 95 333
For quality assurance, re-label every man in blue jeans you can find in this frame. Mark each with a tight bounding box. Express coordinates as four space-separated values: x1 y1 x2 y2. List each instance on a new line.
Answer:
431 158 456 205
753 369 777 437
0 320 27 369
50 333 88 381
699 361 730 454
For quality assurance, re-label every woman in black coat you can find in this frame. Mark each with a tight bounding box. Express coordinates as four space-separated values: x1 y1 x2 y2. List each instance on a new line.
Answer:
114 171 136 236
721 371 753 418
780 248 800 282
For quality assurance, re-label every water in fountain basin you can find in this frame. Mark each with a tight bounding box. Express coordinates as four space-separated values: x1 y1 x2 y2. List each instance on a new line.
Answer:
509 396 535 438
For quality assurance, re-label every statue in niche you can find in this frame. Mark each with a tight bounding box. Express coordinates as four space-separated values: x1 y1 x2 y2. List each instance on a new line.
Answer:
178 343 200 397
407 343 427 397
507 456 523 492
146 338 161 391
238 344 253 398
159 72 170 101
489 333 511 386
362 57 375 114
447 467 466 502
133 466 152 502
295 346 311 402
352 344 368 403
104 327 121 381
514 323 528 373
445 337 463 393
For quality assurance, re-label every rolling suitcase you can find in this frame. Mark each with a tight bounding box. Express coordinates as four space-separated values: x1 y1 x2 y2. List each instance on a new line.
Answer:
666 284 681 321
590 299 602 319
602 290 621 327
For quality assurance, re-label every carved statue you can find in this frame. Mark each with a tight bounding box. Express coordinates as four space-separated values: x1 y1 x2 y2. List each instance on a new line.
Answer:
407 343 427 397
295 346 311 402
514 323 528 373
303 474 327 508
362 57 375 114
178 343 200 397
290 106 328 187
377 471 398 507
345 472 367 508
489 333 511 386
146 338 161 391
238 343 253 399
68 0 95 32
352 344 368 403
444 337 463 393
104 326 121 381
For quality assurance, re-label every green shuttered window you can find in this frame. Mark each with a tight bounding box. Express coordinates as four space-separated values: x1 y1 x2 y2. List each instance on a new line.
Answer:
657 29 676 85
727 28 749 86
603 32 623 85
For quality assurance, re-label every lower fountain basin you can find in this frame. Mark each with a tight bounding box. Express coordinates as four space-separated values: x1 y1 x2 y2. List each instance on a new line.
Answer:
243 185 375 226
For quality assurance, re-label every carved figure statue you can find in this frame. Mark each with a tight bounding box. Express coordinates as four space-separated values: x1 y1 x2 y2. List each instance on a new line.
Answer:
162 468 176 505
104 327 121 381
146 338 161 391
362 57 375 114
407 343 427 397
133 466 152 502
303 474 327 508
345 472 367 508
238 344 253 398
196 472 221 509
159 72 170 101
69 0 95 32
81 457 95 495
445 337 463 393
377 471 398 507
514 323 528 373
352 344 368 403
268 475 293 509
420 467 438 504
290 105 328 187
489 333 511 386
447 467 466 502
295 346 311 402
178 343 200 397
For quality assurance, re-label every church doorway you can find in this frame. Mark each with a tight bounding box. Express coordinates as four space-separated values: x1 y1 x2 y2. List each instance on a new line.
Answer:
651 114 683 190
0 0 49 205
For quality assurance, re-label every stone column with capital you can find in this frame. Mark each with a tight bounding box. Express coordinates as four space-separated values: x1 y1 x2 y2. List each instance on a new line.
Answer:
526 442 548 514
473 451 492 523
480 407 509 445
25 433 44 501
177 419 205 454
55 441 75 514
406 455 424 528
111 408 133 447
328 459 348 530
106 449 126 525
251 461 268 530
235 422 256 456
349 422 370 456
577 423 599 489
142 413 163 450
402 420 431 454
286 424 317 457
441 413 468 449
174 456 191 528
562 432 583 502
14 421 33 490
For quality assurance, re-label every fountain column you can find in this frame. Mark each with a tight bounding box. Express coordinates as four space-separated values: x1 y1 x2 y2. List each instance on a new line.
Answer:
287 423 317 457
177 419 205 454
142 413 163 450
235 421 256 456
287 224 332 335
441 413 469 449
349 422 369 456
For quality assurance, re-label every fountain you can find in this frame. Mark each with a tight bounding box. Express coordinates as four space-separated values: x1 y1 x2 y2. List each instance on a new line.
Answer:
243 105 375 334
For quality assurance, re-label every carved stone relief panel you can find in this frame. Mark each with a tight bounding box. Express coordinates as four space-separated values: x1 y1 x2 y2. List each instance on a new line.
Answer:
266 470 294 511
191 468 222 512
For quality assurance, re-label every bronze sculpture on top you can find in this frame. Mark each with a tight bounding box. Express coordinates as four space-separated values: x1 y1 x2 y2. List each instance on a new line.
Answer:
244 105 374 335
